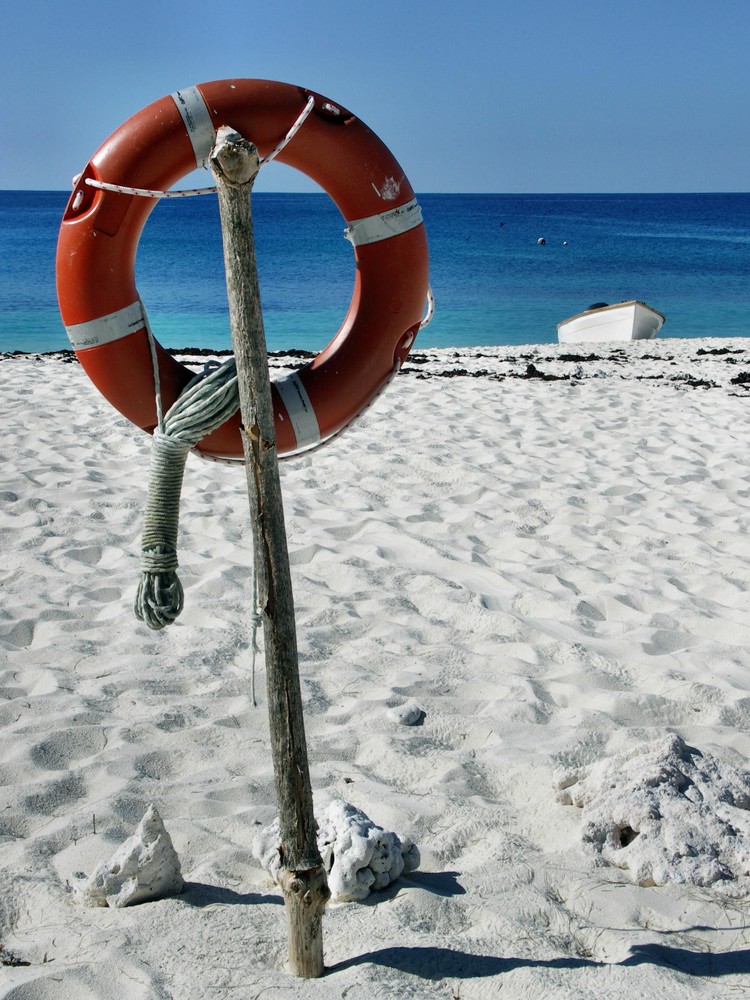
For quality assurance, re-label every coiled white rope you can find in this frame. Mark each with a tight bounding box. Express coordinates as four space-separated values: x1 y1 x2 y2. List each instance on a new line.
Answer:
134 356 240 629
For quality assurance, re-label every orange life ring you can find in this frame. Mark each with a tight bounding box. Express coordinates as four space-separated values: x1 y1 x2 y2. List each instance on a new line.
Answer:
56 79 429 460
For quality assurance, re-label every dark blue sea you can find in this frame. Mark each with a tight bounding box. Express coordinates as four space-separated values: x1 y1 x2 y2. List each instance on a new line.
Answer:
2 191 748 354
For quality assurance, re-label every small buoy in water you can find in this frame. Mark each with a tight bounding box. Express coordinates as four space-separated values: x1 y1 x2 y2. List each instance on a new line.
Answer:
536 237 546 245
563 240 568 246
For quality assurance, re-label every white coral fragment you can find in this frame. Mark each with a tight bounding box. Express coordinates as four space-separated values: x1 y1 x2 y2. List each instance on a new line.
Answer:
253 799 419 902
71 804 184 907
556 734 750 887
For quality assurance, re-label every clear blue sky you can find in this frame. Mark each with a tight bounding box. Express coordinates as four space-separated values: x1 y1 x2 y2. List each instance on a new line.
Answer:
5 0 748 192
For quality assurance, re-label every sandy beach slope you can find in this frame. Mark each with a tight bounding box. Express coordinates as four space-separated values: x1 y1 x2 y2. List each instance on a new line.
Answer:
2 339 750 998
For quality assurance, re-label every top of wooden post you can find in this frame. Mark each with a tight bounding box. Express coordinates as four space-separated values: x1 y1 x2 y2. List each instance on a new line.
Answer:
210 126 261 187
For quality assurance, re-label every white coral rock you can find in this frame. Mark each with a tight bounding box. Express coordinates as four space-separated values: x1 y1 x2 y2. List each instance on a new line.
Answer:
557 734 750 887
253 799 419 902
71 804 184 907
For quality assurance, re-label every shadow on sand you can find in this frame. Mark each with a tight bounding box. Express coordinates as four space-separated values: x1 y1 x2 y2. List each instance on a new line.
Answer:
330 943 750 981
179 882 284 908
181 879 750 983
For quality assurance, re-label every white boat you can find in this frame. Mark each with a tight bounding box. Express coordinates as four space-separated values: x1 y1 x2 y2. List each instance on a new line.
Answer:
557 300 665 344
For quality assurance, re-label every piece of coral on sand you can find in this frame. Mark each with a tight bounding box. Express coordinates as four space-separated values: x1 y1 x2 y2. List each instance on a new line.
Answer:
557 734 750 887
253 799 419 902
71 804 184 908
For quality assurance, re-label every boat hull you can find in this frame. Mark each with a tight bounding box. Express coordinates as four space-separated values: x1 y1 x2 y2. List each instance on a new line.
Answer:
557 301 665 344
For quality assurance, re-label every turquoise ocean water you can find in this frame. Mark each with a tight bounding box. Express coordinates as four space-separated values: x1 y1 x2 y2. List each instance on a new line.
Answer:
1 191 748 354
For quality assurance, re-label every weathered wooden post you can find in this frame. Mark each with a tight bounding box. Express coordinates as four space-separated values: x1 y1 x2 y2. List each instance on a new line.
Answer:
209 125 329 978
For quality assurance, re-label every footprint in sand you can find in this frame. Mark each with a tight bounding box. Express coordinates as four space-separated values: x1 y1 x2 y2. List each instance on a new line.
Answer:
30 726 107 771
0 619 36 650
0 772 89 839
134 750 183 780
24 773 88 815
82 587 121 604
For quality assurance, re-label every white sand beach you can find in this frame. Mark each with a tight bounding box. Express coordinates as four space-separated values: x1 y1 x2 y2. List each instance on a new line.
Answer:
2 339 750 998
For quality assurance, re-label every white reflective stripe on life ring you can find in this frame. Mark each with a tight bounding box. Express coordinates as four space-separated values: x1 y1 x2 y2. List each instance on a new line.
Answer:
171 87 216 168
344 197 423 246
274 371 321 450
65 300 146 351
